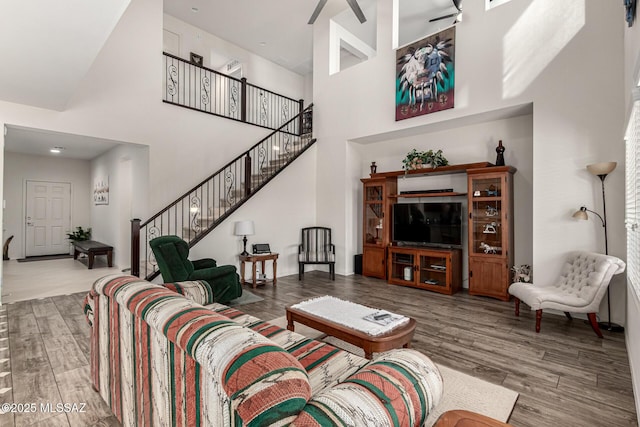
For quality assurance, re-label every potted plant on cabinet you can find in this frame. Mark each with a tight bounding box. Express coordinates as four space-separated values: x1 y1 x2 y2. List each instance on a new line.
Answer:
402 149 449 171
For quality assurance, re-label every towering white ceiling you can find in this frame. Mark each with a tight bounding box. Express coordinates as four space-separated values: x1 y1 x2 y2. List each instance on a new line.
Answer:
0 0 459 111
0 0 130 111
163 0 457 76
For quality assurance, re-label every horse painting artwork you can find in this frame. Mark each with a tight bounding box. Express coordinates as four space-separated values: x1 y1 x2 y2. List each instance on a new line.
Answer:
396 26 455 121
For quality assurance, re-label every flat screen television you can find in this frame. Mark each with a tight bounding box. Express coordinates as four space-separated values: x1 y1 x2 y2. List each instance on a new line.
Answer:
392 202 463 248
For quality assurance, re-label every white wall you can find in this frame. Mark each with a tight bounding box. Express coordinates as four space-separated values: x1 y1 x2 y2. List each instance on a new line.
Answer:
91 143 149 269
2 152 91 259
303 74 314 106
624 6 640 112
312 0 626 325
0 0 315 300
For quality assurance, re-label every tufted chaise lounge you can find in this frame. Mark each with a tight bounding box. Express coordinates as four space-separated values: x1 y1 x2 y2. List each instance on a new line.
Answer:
508 251 625 337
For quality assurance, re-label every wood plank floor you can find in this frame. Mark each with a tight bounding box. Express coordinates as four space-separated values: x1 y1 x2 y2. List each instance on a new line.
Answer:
0 271 636 426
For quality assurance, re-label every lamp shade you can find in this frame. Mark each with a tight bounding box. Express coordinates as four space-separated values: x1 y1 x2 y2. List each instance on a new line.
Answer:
234 220 255 236
587 162 617 176
572 207 588 220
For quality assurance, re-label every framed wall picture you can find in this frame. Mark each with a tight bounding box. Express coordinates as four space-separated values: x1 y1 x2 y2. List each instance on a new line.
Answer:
94 176 109 205
190 52 203 66
395 26 456 121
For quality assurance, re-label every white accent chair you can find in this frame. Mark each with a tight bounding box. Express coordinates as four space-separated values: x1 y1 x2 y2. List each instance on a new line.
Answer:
508 251 625 337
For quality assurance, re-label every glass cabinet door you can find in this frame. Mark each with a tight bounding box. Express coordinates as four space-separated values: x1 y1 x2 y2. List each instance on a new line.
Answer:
470 176 503 256
419 254 447 288
364 184 384 246
390 251 415 283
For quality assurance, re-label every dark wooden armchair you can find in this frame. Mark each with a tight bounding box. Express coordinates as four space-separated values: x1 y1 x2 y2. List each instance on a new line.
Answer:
298 227 335 280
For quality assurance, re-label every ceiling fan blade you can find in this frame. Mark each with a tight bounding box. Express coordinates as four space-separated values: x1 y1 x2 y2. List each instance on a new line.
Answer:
452 0 463 12
346 0 367 23
429 12 458 23
308 0 328 24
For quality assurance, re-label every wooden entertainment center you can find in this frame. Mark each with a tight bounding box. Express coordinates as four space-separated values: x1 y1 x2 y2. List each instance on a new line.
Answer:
361 162 516 301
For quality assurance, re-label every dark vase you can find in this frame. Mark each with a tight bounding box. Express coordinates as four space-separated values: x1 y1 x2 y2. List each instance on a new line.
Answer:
370 161 377 175
495 140 505 166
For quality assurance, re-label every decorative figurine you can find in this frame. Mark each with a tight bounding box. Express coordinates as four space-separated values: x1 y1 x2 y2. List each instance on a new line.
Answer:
370 161 377 175
480 242 501 254
483 222 497 234
2 235 13 260
495 140 505 166
485 206 499 217
625 0 636 27
486 184 498 196
473 190 481 197
511 264 532 283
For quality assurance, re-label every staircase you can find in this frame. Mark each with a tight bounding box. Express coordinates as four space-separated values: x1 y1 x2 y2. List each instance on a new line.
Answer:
131 104 315 280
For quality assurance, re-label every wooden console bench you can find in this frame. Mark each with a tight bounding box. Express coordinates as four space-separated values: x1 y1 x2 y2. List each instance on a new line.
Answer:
73 240 113 269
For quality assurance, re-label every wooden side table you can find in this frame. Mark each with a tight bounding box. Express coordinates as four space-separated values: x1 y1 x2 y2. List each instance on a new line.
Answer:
239 253 278 288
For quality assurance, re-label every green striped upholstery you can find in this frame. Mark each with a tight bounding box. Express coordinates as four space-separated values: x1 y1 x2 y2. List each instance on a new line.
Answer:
161 280 215 305
87 275 443 426
291 350 443 426
210 305 371 394
209 305 444 426
89 274 310 426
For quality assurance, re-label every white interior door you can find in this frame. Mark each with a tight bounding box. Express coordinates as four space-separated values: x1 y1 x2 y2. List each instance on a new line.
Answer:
25 181 72 257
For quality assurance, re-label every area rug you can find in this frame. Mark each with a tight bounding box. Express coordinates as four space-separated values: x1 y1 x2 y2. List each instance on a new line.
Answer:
17 254 73 262
227 290 264 306
268 316 518 426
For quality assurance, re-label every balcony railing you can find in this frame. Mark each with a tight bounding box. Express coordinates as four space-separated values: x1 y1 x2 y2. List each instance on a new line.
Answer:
163 52 302 133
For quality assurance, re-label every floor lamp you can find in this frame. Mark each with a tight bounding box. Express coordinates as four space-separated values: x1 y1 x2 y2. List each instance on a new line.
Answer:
572 161 624 333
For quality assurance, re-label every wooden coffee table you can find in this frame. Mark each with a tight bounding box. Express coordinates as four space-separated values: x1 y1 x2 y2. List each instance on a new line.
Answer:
286 302 416 359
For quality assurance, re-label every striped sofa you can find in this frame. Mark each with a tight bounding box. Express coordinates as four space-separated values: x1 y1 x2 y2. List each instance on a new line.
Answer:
85 274 443 426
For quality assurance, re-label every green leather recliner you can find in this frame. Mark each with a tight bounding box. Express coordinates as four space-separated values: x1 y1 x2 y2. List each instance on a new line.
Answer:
149 235 242 304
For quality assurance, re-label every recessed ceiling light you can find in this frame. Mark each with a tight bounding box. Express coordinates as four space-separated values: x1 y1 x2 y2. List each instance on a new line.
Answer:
191 6 199 12
50 146 64 154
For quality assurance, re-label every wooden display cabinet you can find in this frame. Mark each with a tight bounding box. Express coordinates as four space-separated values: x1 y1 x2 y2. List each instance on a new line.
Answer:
467 166 516 301
388 246 462 295
361 177 397 278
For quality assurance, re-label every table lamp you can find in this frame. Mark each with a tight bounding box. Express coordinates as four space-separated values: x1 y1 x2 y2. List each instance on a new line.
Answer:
234 220 255 256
